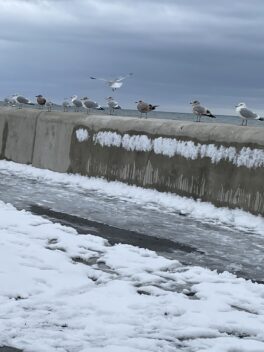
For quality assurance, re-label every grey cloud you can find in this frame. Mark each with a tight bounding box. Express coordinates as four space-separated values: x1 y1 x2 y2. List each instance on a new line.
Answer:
0 0 264 114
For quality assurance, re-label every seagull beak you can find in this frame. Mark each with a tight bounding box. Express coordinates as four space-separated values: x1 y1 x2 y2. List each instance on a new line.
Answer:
190 102 193 104
135 101 138 104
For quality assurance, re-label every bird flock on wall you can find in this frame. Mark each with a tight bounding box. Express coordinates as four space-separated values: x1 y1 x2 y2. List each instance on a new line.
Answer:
2 73 264 126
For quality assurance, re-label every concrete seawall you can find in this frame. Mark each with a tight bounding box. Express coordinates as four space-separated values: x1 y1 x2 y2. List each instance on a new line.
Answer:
0 107 264 216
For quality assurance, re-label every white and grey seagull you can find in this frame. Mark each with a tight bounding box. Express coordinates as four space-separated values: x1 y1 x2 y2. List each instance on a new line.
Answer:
62 99 71 112
235 102 264 126
12 94 34 109
90 73 133 91
45 101 54 112
71 95 83 112
106 97 121 115
81 97 104 114
190 100 216 122
3 96 14 106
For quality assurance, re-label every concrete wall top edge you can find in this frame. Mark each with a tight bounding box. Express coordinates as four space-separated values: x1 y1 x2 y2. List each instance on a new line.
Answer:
0 107 263 148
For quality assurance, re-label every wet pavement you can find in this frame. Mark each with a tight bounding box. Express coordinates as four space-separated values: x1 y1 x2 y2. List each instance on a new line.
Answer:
0 168 263 282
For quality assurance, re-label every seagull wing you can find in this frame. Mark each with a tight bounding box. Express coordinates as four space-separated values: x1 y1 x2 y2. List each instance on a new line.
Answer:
116 73 133 82
193 105 206 114
239 108 258 119
90 76 109 82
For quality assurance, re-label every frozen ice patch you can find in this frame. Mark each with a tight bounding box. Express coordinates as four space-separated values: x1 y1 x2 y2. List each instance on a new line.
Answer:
75 128 89 142
94 131 122 147
92 131 264 169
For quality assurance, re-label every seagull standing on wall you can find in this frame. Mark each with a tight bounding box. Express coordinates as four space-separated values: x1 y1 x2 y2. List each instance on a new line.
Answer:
106 97 121 115
81 97 104 114
235 103 264 126
90 73 133 91
45 101 54 112
190 100 216 122
12 94 34 109
71 95 83 112
135 100 159 118
62 99 71 112
35 95 46 109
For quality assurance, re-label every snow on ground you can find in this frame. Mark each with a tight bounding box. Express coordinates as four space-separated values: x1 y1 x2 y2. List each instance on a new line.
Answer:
1 201 264 352
0 160 263 237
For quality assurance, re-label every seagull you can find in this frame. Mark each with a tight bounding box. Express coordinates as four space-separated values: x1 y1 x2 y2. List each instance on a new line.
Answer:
81 97 104 114
90 73 133 91
106 97 121 115
235 102 264 126
62 99 71 112
71 95 83 112
190 100 216 122
135 100 159 118
3 97 13 106
45 101 53 112
35 94 46 109
12 94 34 109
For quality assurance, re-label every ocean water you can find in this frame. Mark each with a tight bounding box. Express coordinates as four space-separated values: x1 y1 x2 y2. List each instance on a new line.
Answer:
119 108 264 127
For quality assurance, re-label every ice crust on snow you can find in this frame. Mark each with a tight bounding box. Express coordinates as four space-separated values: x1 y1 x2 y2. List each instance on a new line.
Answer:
75 128 89 142
93 131 264 168
1 200 264 352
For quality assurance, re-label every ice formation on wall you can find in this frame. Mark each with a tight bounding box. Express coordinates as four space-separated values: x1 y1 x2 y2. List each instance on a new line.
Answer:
75 128 89 142
93 131 264 169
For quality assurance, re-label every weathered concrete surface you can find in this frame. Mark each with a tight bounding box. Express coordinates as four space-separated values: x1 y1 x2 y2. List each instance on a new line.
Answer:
0 108 39 164
32 112 83 172
0 107 263 216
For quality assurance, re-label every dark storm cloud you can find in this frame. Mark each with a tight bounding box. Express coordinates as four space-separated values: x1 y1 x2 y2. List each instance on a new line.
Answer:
0 0 264 114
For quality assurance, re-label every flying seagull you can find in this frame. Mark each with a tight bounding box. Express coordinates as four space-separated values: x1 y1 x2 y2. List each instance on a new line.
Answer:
135 100 159 118
90 73 133 91
35 94 46 109
235 102 264 126
106 97 121 115
71 95 83 112
81 97 104 114
190 100 216 122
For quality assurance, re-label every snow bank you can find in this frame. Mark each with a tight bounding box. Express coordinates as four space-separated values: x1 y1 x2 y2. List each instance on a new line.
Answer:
0 201 264 352
0 160 263 236
93 131 264 168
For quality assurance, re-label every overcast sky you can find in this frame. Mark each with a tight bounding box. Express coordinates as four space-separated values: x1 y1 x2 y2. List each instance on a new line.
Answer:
1 0 264 114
